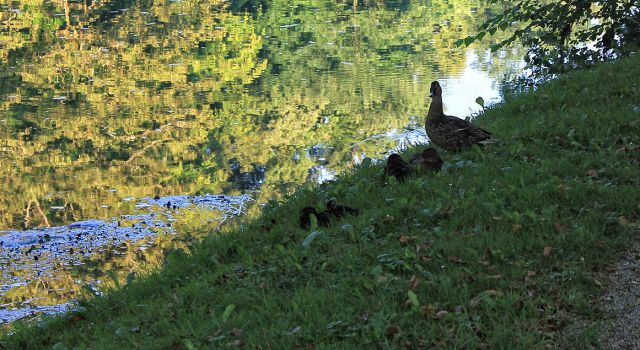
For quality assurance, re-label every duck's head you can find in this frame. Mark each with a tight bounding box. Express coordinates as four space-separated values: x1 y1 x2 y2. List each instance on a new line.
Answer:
429 81 442 97
386 154 404 166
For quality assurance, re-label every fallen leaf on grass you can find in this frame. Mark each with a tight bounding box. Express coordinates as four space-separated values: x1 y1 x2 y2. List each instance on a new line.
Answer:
409 275 420 290
512 224 523 232
586 169 599 178
285 326 302 336
420 304 434 317
448 256 464 264
513 299 525 313
525 270 536 283
435 310 449 319
618 216 629 226
415 241 432 252
469 290 503 308
554 223 569 233
399 235 417 243
384 324 401 338
228 339 244 347
543 246 553 257
230 328 244 338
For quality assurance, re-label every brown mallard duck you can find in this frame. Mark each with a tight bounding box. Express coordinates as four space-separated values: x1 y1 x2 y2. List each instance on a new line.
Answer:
384 153 414 182
425 81 492 151
410 147 443 173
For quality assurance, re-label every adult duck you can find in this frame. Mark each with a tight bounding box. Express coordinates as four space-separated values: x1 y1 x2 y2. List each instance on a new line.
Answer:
425 81 492 151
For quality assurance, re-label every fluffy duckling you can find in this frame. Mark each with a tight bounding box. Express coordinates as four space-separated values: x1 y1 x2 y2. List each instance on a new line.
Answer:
384 153 414 182
410 147 443 173
299 199 359 229
425 81 492 151
325 198 359 218
299 207 332 229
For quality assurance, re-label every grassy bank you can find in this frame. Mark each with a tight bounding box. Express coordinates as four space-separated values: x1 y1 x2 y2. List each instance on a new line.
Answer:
3 55 640 349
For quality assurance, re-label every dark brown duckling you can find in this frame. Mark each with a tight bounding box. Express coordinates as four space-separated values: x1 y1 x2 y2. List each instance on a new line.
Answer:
326 199 359 218
425 81 492 152
299 207 331 229
410 147 443 173
384 153 415 182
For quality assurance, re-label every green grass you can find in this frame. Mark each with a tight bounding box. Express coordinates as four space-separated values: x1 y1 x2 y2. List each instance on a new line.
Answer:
3 55 640 349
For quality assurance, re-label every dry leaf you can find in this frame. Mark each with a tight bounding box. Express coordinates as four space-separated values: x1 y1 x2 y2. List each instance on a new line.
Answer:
420 304 434 317
554 223 569 233
513 299 524 313
229 339 244 347
469 295 483 308
230 328 244 338
448 256 464 264
384 324 401 338
512 223 523 232
435 310 449 319
618 216 629 226
525 270 536 283
383 215 395 223
484 289 501 296
409 275 420 290
586 169 599 178
415 241 432 252
488 274 503 280
543 246 553 257
399 235 416 243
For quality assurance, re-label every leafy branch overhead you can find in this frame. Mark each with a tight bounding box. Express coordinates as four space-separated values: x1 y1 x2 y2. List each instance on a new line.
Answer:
456 0 640 73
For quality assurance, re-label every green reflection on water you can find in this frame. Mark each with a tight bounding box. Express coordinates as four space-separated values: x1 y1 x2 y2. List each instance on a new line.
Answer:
0 0 523 322
0 0 523 230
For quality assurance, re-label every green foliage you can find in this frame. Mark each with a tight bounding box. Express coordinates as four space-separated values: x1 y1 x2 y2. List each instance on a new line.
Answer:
459 0 640 74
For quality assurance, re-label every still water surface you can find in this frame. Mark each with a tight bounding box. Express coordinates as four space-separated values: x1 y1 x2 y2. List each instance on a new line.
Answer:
0 0 524 324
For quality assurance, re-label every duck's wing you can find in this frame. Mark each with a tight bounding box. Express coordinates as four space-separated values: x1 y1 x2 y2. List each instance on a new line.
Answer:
443 115 491 141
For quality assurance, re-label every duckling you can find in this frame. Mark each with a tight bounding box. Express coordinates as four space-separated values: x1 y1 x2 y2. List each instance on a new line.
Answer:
384 153 414 182
325 198 359 218
299 207 331 229
410 147 443 173
425 81 492 152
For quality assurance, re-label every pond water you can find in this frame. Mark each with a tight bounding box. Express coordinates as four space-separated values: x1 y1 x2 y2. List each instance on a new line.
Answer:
0 0 524 325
